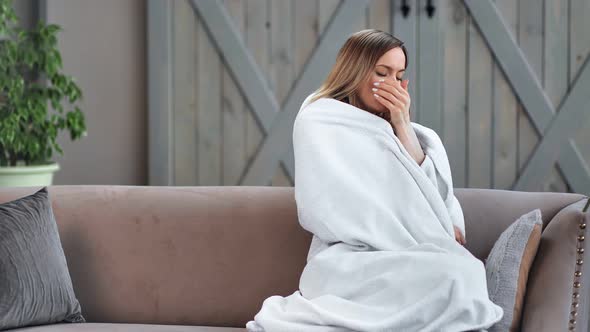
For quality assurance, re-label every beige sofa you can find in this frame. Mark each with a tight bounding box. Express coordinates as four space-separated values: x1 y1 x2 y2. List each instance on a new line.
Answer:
0 185 588 332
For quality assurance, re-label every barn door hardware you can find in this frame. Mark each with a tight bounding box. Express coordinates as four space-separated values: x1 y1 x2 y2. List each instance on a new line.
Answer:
401 0 410 18
425 0 436 18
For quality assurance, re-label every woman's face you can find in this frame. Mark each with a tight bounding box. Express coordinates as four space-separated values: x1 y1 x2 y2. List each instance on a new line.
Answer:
356 47 406 115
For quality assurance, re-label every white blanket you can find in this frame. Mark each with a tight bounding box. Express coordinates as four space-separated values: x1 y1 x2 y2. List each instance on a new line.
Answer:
246 94 503 332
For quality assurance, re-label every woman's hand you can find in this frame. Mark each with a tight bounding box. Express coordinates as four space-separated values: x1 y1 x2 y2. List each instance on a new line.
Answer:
372 78 425 165
454 225 466 245
372 78 411 128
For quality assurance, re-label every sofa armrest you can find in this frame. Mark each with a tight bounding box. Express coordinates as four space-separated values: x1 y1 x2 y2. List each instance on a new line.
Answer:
521 197 590 332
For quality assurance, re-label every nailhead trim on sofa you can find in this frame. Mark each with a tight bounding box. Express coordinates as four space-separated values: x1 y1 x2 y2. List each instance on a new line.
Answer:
569 197 590 331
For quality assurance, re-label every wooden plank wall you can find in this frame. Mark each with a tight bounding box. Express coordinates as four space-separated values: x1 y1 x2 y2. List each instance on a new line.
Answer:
170 0 590 193
571 0 590 190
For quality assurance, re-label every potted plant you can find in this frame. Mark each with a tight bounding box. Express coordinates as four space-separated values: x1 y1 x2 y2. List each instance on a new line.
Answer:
0 0 86 186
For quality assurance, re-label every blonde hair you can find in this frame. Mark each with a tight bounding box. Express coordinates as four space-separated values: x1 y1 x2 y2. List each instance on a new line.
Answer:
308 29 408 107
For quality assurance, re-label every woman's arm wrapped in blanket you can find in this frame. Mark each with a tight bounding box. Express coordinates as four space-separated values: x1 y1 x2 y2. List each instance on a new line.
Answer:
292 98 463 255
412 122 466 240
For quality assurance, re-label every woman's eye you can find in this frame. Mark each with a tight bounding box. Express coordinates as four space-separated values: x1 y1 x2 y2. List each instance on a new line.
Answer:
396 77 403 81
376 72 387 77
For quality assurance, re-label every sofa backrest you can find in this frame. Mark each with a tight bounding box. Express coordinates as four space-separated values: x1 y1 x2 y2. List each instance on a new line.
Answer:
0 185 584 328
454 188 585 259
0 185 310 328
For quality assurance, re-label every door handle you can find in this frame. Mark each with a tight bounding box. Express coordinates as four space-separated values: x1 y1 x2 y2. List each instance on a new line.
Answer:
401 0 410 18
426 0 436 18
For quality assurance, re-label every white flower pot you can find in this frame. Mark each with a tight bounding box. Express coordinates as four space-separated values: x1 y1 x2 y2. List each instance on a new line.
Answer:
0 162 60 187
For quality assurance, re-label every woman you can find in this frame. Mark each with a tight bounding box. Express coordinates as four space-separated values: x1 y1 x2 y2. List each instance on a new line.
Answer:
246 29 502 332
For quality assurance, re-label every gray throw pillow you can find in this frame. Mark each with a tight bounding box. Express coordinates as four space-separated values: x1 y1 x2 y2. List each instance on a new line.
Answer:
0 187 85 330
485 208 543 332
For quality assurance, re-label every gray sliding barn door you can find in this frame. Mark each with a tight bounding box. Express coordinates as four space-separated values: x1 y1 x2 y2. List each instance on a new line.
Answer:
148 0 590 195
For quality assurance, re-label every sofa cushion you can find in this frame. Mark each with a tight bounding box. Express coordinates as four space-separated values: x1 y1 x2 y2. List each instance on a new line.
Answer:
9 323 246 331
485 208 543 332
0 187 85 330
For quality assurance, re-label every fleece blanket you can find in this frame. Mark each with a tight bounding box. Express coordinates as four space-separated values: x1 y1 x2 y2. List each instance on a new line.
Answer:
246 94 503 332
